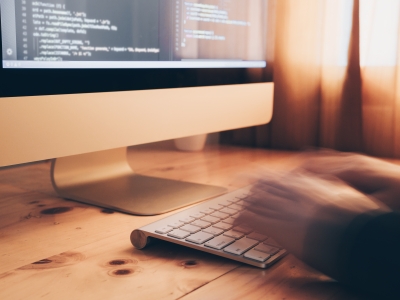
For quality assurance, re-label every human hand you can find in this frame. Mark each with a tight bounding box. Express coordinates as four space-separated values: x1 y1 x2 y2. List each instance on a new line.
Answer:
300 151 400 210
236 171 388 278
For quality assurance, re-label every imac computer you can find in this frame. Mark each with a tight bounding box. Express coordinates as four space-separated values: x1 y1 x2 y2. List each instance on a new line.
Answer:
0 0 274 215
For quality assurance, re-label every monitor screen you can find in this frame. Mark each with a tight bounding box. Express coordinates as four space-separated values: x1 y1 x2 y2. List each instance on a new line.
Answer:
1 0 268 98
2 0 266 69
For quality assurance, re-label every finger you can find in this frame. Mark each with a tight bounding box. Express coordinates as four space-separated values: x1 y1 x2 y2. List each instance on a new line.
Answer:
245 201 287 220
245 188 295 212
370 191 398 210
234 211 285 237
295 148 342 162
253 171 314 199
251 182 293 200
326 168 386 194
232 170 286 188
300 154 388 193
300 155 353 174
274 172 358 205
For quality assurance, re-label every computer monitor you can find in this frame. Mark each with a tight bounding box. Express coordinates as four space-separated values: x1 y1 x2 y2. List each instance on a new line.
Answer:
0 0 274 215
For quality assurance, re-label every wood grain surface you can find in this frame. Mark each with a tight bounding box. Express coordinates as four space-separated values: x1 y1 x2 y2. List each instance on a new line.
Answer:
0 144 367 299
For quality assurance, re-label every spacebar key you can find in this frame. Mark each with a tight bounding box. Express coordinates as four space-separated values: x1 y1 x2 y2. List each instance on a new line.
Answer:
223 238 258 255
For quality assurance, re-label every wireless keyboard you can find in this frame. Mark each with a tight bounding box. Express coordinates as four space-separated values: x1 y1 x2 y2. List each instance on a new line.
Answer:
130 187 287 268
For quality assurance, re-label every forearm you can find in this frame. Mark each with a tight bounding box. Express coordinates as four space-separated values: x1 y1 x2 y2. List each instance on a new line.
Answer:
301 210 400 299
299 207 387 281
339 212 400 299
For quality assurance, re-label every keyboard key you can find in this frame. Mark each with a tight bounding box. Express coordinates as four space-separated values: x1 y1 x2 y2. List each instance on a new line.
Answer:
221 217 236 225
191 220 211 229
232 225 253 234
168 221 185 229
235 193 250 200
216 200 232 207
210 211 229 219
243 249 271 262
202 227 225 236
180 216 195 224
201 215 220 224
246 232 268 242
168 229 190 239
190 212 205 219
264 238 282 248
205 235 235 250
180 224 201 234
213 222 233 231
223 238 258 255
228 198 240 203
186 232 214 244
231 213 240 219
155 226 173 234
200 208 215 215
254 244 280 255
223 230 245 240
209 203 223 211
229 203 245 211
220 207 238 215
241 196 253 203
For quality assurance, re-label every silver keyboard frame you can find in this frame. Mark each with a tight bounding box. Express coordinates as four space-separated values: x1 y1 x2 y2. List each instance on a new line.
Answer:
131 187 287 268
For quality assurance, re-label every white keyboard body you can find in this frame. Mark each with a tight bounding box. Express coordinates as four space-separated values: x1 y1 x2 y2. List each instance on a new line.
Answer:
130 187 287 268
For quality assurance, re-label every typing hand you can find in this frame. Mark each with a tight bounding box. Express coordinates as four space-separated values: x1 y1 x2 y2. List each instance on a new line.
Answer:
300 151 400 210
236 171 388 278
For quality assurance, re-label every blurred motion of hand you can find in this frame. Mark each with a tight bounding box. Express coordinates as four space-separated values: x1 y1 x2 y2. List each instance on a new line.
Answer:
301 151 400 211
235 170 389 279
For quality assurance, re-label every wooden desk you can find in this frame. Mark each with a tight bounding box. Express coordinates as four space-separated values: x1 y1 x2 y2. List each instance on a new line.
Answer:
0 145 363 300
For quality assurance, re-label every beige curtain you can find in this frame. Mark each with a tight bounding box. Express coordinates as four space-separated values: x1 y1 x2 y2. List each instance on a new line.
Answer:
223 0 400 158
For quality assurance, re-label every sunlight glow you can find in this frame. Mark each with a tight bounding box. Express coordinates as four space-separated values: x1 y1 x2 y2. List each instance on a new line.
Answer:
321 0 353 66
360 0 400 66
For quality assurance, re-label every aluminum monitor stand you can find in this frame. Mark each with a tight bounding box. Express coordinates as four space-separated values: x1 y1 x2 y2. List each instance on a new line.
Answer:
51 147 227 215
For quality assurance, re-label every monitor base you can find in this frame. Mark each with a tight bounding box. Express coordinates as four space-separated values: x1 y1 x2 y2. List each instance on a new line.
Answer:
51 147 227 215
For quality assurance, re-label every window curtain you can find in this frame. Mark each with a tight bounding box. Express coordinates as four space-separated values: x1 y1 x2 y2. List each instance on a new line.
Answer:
222 0 400 158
